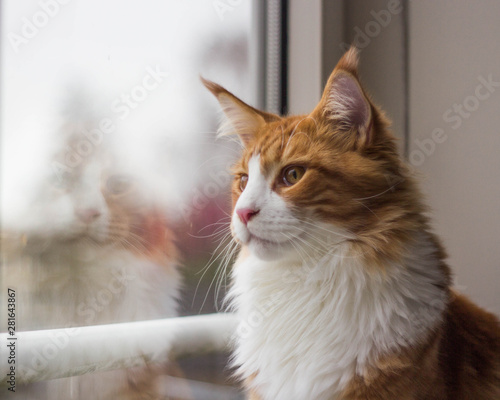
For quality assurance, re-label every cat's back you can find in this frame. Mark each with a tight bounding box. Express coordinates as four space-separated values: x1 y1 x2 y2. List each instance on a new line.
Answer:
439 292 500 399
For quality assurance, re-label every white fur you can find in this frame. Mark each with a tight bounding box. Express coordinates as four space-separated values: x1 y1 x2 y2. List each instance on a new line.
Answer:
228 156 447 400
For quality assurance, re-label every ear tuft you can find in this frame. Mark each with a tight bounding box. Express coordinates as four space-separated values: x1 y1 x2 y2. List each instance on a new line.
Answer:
200 77 227 99
334 46 360 76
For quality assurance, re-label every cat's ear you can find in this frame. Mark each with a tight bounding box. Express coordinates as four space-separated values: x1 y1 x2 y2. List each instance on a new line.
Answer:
202 77 279 147
314 47 373 148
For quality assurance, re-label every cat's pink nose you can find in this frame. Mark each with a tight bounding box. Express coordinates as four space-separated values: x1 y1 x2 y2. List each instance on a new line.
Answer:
76 208 101 224
236 208 259 226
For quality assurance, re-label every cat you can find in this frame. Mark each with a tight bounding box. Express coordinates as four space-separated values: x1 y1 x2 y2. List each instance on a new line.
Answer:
203 47 500 400
0 126 184 399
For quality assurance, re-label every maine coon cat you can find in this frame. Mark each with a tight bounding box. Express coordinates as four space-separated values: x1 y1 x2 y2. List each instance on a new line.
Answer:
1 128 183 399
203 47 500 399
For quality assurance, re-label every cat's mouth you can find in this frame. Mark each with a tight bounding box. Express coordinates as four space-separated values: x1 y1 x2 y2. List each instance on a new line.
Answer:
60 221 110 244
247 231 298 248
59 230 107 244
244 230 305 261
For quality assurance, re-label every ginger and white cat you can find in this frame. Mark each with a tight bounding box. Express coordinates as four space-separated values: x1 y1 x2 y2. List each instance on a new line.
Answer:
1 129 182 399
204 47 500 399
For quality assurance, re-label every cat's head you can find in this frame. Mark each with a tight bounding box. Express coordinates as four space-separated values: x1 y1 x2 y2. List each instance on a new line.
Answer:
204 47 420 262
39 144 172 258
47 160 131 243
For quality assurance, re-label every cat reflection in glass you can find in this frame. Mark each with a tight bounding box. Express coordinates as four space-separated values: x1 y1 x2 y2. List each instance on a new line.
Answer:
1 123 182 399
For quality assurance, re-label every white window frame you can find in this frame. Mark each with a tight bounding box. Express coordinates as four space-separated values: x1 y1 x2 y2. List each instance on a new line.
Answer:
0 313 237 386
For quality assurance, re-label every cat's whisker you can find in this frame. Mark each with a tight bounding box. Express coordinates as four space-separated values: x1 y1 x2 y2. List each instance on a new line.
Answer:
278 124 285 151
283 232 309 259
223 244 236 294
220 242 239 312
290 115 317 136
293 224 341 248
122 232 151 250
198 227 232 273
214 239 233 294
188 226 231 240
353 179 405 201
111 228 161 255
288 231 327 256
198 220 232 237
214 239 238 311
282 115 317 152
192 230 234 308
194 230 233 276
195 217 232 233
302 231 354 261
298 218 356 241
211 202 233 219
283 232 311 267
353 200 380 221
119 237 150 255
301 229 330 251
198 236 238 312
285 130 311 153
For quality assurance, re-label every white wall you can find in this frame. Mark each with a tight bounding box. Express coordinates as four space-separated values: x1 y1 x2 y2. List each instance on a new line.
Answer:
409 0 500 314
343 0 407 144
291 0 499 314
288 0 323 114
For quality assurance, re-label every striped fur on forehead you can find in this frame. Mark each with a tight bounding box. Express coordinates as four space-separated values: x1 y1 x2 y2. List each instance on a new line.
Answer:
256 116 316 172
231 116 312 176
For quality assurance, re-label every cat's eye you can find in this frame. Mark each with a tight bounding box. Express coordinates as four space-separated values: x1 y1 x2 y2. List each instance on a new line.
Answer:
282 166 306 186
239 174 249 191
106 175 132 194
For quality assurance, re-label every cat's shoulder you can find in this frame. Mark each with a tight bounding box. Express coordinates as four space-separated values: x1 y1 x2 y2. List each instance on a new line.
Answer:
443 290 500 353
439 291 500 398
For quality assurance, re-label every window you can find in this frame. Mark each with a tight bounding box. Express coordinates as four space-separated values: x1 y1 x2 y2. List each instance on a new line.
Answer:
3 1 500 399
1 1 257 398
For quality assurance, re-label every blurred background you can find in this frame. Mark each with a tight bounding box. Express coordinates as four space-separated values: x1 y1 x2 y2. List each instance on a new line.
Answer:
1 0 500 399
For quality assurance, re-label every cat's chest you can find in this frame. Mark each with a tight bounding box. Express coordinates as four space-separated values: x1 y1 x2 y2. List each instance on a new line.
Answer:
230 255 367 400
229 247 446 400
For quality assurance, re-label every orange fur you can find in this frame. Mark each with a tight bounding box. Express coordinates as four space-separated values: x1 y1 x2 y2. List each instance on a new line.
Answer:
205 47 500 399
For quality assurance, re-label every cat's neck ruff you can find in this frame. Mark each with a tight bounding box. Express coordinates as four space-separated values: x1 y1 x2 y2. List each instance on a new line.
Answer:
229 231 448 400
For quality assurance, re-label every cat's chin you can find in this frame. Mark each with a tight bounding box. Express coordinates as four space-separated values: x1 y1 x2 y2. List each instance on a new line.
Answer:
246 234 293 261
49 223 110 247
232 221 299 261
